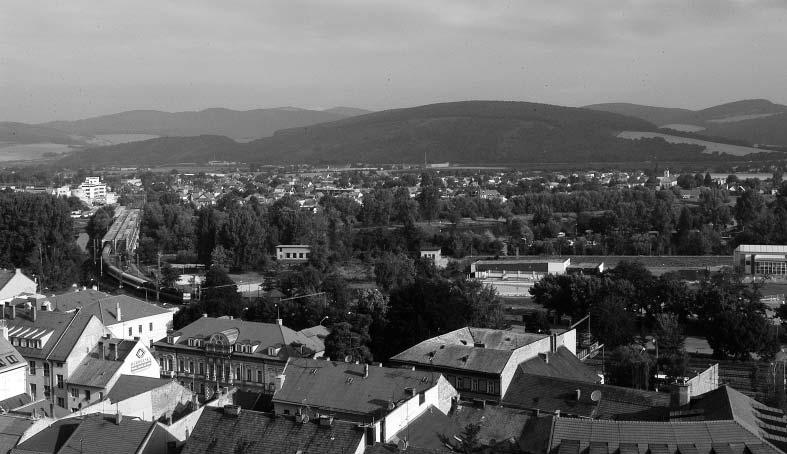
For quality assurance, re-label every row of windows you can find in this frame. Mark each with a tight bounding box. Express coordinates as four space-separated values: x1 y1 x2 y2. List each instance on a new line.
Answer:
755 261 787 277
283 252 309 259
447 375 500 395
163 357 275 386
9 338 42 349
29 361 63 376
127 322 155 337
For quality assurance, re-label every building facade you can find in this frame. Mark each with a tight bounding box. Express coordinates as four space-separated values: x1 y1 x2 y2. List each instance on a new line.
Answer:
275 245 311 262
0 269 37 303
734 245 787 278
152 317 324 399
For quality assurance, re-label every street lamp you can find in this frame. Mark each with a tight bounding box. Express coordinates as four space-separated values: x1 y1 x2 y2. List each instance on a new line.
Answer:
319 316 329 326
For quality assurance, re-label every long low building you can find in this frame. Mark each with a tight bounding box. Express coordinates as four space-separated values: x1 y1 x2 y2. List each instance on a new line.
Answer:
470 258 571 296
734 244 787 278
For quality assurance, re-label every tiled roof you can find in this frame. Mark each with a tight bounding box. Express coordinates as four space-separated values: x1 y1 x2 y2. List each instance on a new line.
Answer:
153 317 324 360
180 407 364 454
104 376 173 403
390 327 547 374
518 346 600 383
12 413 156 454
547 417 781 454
502 372 671 420
46 289 171 326
273 358 436 420
2 307 98 362
0 393 32 412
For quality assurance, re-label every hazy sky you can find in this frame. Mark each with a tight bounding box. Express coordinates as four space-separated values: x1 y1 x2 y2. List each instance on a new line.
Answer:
2 0 787 122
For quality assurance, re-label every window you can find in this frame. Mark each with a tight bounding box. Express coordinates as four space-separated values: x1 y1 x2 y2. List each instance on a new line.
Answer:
189 361 194 373
56 397 65 408
30 384 36 398
55 362 63 368
128 327 133 336
235 367 241 380
138 325 142 333
149 322 153 331
6 355 18 364
199 362 205 375
57 374 64 389
257 370 263 383
85 390 91 401
419 391 426 405
179 360 184 372
29 360 36 375
99 392 104 400
246 368 252 382
44 385 51 398
44 363 50 377
71 388 79 398
284 409 290 415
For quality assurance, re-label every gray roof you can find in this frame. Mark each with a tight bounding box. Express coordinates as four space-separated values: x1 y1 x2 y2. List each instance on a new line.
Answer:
104 376 174 403
153 317 324 360
181 407 364 454
3 307 98 362
273 358 437 420
11 413 156 454
67 339 138 388
0 331 26 375
390 327 547 374
0 414 36 454
47 289 171 325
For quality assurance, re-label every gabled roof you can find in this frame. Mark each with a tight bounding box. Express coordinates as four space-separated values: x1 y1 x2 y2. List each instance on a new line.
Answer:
11 413 156 454
46 289 172 325
153 317 324 360
390 327 547 374
180 407 364 454
3 307 99 362
273 358 437 419
0 414 38 454
67 339 139 389
502 372 671 420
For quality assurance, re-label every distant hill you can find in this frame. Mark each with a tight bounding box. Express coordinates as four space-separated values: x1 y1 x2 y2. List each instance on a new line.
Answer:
584 99 787 146
58 135 245 166
40 106 367 142
322 106 373 116
0 122 88 145
62 100 751 167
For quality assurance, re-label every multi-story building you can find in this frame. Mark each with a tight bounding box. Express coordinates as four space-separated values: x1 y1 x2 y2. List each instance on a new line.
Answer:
470 258 570 296
46 289 174 347
3 303 161 415
152 316 324 399
389 326 577 403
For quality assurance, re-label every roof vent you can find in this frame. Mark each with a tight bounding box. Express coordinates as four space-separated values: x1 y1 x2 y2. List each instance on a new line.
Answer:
404 387 416 397
318 415 333 427
473 342 485 348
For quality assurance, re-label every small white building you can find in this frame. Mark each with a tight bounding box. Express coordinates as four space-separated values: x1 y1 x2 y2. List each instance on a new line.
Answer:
275 245 311 262
0 269 37 303
420 247 448 269
72 176 109 205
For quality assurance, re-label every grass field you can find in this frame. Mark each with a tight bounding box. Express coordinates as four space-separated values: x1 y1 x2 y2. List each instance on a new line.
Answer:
0 142 75 161
618 131 766 156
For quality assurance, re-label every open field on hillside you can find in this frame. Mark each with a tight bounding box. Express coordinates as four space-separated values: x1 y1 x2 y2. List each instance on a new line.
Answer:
618 131 766 156
0 142 75 161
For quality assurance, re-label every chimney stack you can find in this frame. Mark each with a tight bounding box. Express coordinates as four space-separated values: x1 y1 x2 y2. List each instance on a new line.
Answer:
276 318 283 326
32 306 37 322
11 304 15 320
115 412 123 425
99 341 106 359
0 320 8 341
275 374 286 392
575 389 581 401
116 302 121 322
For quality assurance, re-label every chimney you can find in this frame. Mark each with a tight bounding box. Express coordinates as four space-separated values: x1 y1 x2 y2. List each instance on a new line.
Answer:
32 306 37 322
11 304 15 320
549 333 557 353
109 342 118 360
575 389 581 401
15 268 21 275
275 318 283 326
116 302 121 322
670 383 691 407
115 412 123 425
99 341 106 359
364 364 369 379
0 320 8 341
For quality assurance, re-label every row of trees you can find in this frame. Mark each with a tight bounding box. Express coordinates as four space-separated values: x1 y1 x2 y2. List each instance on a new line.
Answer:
530 263 779 383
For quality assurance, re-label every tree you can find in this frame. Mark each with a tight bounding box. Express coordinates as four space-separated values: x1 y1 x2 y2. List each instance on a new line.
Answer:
590 295 636 349
654 313 688 381
374 252 416 292
608 345 653 389
160 263 180 288
695 270 779 360
324 321 373 363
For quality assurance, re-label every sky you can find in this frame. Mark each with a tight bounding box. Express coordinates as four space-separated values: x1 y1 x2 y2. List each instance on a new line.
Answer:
2 0 787 123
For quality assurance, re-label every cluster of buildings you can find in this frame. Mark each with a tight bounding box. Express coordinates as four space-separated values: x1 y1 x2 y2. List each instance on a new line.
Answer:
1 264 787 453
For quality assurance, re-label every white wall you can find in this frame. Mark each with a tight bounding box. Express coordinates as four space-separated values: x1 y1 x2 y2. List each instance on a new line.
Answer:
0 366 27 400
0 270 37 302
107 312 173 346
